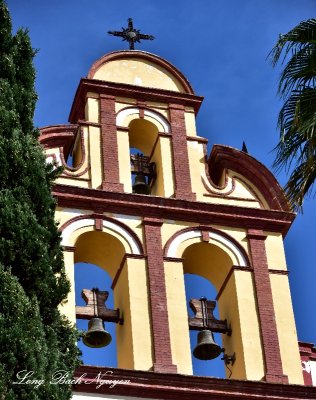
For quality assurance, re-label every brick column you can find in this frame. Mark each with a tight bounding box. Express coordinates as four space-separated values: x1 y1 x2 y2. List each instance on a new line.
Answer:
169 104 196 201
100 94 124 192
247 229 288 383
143 217 177 373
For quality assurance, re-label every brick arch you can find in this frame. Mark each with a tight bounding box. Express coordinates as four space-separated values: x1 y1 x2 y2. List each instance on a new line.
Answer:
164 226 250 267
60 213 144 255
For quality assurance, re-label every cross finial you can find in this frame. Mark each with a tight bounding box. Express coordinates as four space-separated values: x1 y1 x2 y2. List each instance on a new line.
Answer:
108 18 155 50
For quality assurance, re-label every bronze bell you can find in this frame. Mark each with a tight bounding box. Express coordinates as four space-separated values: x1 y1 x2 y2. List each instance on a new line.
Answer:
83 317 112 348
193 330 223 360
132 174 150 195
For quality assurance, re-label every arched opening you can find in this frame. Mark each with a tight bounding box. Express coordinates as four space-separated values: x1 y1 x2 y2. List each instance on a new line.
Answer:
74 231 125 277
129 119 158 156
184 273 225 378
75 262 117 367
129 119 160 196
67 128 83 169
124 115 174 197
182 241 235 378
74 231 126 367
116 107 174 197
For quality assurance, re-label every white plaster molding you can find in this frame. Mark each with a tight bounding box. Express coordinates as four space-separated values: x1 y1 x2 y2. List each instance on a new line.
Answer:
166 229 246 266
144 109 170 133
201 171 234 195
167 230 201 257
62 209 88 216
61 217 141 255
116 107 139 126
113 214 142 222
310 360 316 386
116 107 170 133
210 232 246 266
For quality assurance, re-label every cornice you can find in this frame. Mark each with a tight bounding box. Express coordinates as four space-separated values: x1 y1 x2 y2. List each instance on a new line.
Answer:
53 184 295 236
68 78 204 123
72 365 316 399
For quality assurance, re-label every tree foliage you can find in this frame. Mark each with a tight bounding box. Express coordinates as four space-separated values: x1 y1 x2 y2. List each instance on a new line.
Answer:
270 18 316 211
0 1 80 398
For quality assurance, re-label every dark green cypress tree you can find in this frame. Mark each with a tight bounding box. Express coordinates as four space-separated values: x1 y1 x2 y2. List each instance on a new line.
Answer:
0 1 80 398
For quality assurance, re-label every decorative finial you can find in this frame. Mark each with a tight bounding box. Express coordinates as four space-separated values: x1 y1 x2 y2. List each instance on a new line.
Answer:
242 141 248 153
108 18 155 50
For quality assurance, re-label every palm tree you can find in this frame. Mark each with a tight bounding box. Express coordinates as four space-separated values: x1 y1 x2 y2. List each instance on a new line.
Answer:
270 18 316 212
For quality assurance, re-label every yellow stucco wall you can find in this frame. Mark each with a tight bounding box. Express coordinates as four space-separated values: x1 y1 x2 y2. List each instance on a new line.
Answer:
60 250 76 324
117 129 132 192
184 110 197 136
270 274 304 384
164 260 193 374
114 261 134 370
265 232 288 270
85 95 99 123
150 136 174 197
115 257 153 370
231 270 265 380
93 58 186 92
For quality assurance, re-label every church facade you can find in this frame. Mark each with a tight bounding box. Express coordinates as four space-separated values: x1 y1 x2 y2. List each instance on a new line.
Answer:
39 49 316 399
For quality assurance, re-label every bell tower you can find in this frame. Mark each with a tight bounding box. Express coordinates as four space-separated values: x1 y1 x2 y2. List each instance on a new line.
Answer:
40 48 316 399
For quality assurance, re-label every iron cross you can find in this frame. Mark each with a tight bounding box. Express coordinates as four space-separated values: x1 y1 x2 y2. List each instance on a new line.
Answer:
108 18 154 50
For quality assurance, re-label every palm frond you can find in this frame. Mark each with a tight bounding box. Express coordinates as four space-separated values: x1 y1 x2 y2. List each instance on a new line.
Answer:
274 87 316 169
284 156 316 211
277 45 316 98
269 18 316 67
270 20 316 211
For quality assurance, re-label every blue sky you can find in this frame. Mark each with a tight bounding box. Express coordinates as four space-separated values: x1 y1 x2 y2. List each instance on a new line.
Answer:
7 0 316 377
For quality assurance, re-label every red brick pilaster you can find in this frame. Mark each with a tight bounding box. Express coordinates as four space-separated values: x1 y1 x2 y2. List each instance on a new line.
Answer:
247 229 288 384
100 94 124 192
169 104 196 201
143 217 177 373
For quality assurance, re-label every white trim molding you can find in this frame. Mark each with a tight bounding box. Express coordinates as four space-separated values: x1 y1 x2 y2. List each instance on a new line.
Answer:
61 217 141 255
116 107 170 133
166 229 247 266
